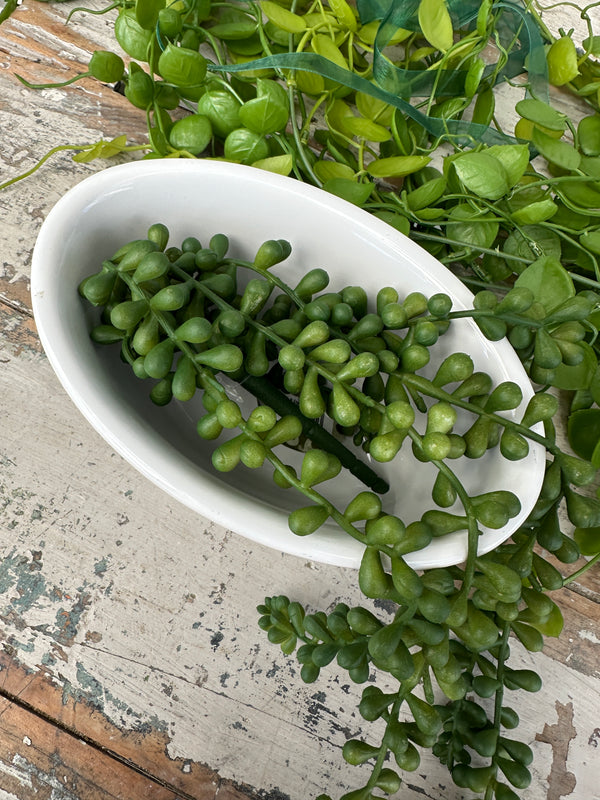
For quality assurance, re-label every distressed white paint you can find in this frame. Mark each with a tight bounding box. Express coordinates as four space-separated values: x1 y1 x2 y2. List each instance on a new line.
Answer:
579 628 600 645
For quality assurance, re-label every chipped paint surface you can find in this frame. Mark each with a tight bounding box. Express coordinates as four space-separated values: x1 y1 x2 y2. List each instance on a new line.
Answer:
536 702 577 800
579 628 600 645
1 392 599 800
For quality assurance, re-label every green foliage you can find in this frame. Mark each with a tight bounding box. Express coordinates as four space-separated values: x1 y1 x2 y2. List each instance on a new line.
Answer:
79 224 600 800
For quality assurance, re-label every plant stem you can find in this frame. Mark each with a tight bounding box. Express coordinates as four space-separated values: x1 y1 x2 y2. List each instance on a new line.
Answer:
563 550 600 584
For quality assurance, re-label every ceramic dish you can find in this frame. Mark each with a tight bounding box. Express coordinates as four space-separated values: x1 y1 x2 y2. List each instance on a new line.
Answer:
31 159 545 569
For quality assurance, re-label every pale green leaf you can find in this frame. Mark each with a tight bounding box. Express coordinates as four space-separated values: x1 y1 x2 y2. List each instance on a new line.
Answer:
514 255 575 312
485 144 530 187
532 127 581 171
367 155 431 178
344 116 391 142
418 0 453 52
511 200 558 226
515 98 567 132
314 160 356 182
261 0 306 33
252 153 294 175
453 152 509 200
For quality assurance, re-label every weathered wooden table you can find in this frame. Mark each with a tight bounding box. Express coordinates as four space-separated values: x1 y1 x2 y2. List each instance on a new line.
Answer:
0 2 599 799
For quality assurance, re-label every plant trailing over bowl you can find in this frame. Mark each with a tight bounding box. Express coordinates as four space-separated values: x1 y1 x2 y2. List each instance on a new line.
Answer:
4 0 600 445
79 222 599 800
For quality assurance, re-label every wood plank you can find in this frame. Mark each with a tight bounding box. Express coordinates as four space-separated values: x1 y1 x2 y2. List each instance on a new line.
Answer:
0 652 255 800
0 696 184 800
0 0 149 144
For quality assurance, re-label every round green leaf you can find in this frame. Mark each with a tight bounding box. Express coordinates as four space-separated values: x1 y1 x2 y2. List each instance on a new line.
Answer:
532 127 581 171
252 153 293 175
239 95 288 134
578 115 600 156
355 90 394 126
208 20 258 39
514 255 575 312
453 152 509 200
114 8 153 60
135 0 165 31
158 44 207 87
503 225 562 267
314 161 356 182
311 34 348 70
446 203 499 250
326 98 355 138
323 178 373 205
197 90 241 138
406 176 447 211
168 113 212 155
260 0 306 33
580 229 600 255
547 36 580 86
581 155 600 180
559 181 600 215
239 78 289 135
485 144 530 187
515 98 567 132
328 0 357 31
583 34 600 56
224 127 270 164
511 199 558 226
418 0 453 52
344 117 391 142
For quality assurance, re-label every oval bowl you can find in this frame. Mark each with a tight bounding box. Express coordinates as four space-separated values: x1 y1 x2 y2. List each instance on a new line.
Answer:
31 160 545 569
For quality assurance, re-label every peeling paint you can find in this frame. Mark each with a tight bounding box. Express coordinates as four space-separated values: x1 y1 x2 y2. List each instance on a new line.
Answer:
535 701 577 800
0 549 48 612
93 557 109 576
56 660 170 735
579 628 600 645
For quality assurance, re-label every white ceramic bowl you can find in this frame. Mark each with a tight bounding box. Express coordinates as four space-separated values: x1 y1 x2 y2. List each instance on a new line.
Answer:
31 160 545 569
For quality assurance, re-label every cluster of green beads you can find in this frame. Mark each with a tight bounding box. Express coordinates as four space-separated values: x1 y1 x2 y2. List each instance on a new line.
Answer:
79 224 600 800
78 223 582 549
78 223 550 546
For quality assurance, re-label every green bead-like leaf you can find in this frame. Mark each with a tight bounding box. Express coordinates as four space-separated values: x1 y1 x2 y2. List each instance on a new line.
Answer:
288 505 330 536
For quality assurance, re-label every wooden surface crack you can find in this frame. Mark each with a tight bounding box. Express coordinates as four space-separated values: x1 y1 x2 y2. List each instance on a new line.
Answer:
0 678 217 800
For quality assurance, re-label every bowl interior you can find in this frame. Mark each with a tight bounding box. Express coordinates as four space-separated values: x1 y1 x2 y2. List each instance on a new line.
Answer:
31 160 545 569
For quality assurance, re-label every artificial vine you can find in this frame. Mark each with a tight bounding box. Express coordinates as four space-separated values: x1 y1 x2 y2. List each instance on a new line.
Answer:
79 223 600 800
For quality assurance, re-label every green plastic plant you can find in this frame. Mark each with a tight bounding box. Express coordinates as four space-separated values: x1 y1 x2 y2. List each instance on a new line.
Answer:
79 224 600 800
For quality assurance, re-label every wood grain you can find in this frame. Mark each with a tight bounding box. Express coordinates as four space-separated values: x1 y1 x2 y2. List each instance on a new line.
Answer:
0 652 256 800
0 696 186 800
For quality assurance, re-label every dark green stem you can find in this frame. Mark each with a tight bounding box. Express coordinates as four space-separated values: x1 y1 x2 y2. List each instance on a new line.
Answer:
241 372 389 494
563 550 600 585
